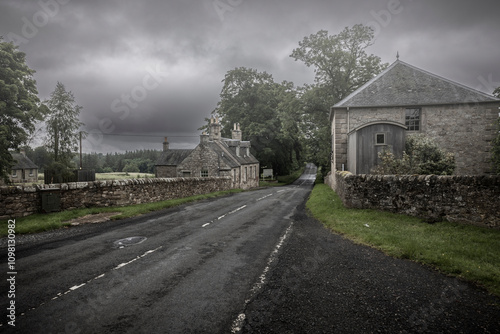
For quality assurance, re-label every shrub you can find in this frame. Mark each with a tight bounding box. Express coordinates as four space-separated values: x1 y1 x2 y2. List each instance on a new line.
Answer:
372 134 455 175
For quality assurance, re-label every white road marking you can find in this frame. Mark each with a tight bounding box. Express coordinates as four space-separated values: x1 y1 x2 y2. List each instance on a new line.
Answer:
18 245 164 321
257 194 273 201
231 221 294 333
69 283 86 291
202 205 247 227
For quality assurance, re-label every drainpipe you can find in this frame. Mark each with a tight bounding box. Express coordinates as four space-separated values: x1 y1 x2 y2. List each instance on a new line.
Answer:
347 107 350 133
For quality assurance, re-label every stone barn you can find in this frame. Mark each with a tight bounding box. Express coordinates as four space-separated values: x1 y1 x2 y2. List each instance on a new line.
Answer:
330 59 500 177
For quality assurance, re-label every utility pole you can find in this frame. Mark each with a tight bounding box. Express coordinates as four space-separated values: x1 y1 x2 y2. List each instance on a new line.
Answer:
79 131 82 169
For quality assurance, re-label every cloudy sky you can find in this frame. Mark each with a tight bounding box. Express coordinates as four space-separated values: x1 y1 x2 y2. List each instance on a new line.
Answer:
1 0 499 153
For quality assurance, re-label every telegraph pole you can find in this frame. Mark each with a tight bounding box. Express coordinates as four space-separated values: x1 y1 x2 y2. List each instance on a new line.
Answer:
79 131 82 169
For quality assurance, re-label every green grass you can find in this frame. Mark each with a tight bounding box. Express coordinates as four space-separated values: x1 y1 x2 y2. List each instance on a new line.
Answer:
95 172 155 180
0 189 243 237
306 183 500 297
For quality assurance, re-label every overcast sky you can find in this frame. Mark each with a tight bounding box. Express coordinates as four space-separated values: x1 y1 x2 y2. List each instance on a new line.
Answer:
1 0 499 153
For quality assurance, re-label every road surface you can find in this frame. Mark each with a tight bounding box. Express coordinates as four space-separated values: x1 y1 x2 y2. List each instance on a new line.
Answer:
1 164 318 333
2 162 499 333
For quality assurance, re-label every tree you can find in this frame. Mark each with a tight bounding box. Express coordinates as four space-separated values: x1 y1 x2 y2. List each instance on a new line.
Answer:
44 82 84 167
0 38 46 182
213 67 303 175
290 25 388 174
290 24 388 102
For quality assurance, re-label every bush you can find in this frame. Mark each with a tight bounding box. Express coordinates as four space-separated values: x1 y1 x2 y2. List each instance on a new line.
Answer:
122 162 140 173
372 134 455 175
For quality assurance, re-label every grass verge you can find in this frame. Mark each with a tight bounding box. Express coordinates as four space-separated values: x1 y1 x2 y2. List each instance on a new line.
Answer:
0 189 243 237
306 183 500 297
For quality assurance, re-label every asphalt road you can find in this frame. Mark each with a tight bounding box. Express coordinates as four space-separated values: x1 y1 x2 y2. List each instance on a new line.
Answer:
2 163 500 333
0 164 318 333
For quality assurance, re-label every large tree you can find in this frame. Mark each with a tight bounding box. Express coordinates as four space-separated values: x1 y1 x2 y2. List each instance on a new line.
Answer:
213 67 303 175
291 24 388 173
0 38 46 182
44 82 84 167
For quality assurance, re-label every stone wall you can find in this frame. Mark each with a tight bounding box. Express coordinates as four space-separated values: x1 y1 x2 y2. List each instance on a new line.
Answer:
333 172 500 228
0 177 232 219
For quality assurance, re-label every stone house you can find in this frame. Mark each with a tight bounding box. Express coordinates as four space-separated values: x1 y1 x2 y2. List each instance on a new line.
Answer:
330 59 500 178
9 150 39 183
155 118 260 190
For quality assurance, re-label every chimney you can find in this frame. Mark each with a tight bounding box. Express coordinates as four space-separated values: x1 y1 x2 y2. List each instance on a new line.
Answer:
231 123 242 141
163 137 169 151
200 131 209 144
20 149 26 156
209 117 221 141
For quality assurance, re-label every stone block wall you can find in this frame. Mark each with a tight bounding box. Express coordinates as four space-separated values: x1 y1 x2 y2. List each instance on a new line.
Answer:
333 172 500 228
0 177 232 220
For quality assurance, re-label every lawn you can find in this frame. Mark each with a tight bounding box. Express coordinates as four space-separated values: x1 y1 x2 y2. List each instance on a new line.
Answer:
306 183 500 297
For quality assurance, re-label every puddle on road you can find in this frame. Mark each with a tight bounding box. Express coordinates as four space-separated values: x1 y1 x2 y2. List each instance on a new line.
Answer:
113 236 147 248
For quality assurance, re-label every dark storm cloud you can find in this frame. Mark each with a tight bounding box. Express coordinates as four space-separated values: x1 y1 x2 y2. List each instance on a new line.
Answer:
1 0 499 153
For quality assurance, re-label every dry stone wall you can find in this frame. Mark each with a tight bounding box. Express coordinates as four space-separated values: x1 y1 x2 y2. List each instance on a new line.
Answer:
333 172 500 228
0 177 232 219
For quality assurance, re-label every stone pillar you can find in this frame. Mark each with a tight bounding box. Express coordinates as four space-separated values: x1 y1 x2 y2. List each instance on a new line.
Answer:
332 108 348 172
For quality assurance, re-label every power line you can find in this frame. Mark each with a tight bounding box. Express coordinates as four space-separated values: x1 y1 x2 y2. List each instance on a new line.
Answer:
96 133 199 138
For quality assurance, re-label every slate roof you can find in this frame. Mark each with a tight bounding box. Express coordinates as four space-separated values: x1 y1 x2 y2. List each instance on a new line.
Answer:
10 153 38 169
155 140 259 169
156 149 193 166
218 139 259 166
334 60 499 108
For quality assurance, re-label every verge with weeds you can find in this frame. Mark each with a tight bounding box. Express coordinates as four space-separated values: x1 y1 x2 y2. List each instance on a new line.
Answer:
306 183 500 297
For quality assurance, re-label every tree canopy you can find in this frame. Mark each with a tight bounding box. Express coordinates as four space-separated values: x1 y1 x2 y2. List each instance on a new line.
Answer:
212 67 303 175
0 38 46 182
290 24 387 102
290 25 388 174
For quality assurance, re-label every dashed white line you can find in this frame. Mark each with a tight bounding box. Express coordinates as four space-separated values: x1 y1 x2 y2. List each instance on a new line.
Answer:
69 283 86 291
202 205 247 227
257 194 273 201
23 245 164 318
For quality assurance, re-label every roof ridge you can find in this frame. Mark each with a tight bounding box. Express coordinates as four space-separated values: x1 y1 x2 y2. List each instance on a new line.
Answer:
397 60 498 100
333 59 499 108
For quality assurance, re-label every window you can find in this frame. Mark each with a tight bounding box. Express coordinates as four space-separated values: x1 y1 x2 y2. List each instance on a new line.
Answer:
182 171 191 178
376 133 386 145
405 108 421 131
29 169 34 177
201 169 208 177
12 170 17 177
